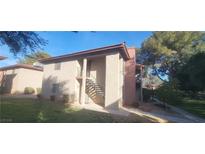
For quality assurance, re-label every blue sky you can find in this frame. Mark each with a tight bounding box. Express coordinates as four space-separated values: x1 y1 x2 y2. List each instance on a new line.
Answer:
0 31 152 67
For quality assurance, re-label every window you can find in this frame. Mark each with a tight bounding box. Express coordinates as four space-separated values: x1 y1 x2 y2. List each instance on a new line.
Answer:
54 63 61 70
52 84 59 93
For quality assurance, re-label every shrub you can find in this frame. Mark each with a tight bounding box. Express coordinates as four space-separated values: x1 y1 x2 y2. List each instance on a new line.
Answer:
24 87 35 94
37 94 42 100
0 87 5 94
63 94 69 103
143 88 154 102
50 95 55 101
155 81 183 105
36 88 41 94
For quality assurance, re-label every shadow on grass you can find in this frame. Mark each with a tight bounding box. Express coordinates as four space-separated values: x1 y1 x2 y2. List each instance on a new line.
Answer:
0 97 155 123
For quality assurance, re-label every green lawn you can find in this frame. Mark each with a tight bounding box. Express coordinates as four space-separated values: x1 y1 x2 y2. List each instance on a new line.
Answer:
0 97 153 123
173 98 205 119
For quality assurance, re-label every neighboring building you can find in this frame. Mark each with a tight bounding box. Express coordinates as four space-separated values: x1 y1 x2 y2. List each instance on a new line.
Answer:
40 43 138 109
0 64 43 94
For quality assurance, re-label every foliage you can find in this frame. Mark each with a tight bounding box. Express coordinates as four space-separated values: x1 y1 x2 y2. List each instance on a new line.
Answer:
24 87 35 94
37 111 47 122
142 66 163 88
176 52 205 92
37 94 42 100
0 32 47 55
18 51 50 64
36 88 42 94
155 80 183 105
63 94 69 103
143 88 154 102
139 32 205 80
50 95 56 101
36 88 42 99
0 87 4 94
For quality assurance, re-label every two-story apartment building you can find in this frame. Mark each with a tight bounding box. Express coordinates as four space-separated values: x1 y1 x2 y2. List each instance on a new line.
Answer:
40 43 138 109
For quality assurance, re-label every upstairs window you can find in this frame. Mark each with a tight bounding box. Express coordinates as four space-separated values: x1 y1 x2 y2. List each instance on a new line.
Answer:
54 63 61 70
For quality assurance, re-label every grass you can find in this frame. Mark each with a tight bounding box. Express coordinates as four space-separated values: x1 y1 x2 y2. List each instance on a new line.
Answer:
172 97 205 119
0 97 153 123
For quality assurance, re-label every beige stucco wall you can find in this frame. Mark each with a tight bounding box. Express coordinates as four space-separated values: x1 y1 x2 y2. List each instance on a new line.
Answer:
119 55 124 106
42 60 79 103
104 52 123 109
1 68 43 94
16 68 43 94
0 69 18 93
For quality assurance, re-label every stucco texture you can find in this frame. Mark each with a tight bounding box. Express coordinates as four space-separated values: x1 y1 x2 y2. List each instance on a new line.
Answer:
0 68 43 94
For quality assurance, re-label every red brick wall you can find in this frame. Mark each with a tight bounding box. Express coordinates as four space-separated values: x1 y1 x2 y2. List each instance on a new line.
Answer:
123 47 137 106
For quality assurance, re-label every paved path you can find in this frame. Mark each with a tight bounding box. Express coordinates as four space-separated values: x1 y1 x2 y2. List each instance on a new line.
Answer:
79 102 204 122
122 103 205 123
82 103 205 123
123 107 193 123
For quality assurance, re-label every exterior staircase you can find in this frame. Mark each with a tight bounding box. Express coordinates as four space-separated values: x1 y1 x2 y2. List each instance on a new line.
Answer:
86 78 104 106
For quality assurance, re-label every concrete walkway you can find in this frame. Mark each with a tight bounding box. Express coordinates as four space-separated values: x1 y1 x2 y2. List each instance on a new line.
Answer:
81 102 205 123
79 103 130 116
122 107 193 123
81 103 170 122
122 103 205 123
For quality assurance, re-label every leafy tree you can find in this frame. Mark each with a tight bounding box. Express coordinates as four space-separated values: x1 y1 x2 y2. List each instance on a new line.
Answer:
139 32 205 80
176 52 205 92
18 51 51 64
0 32 47 55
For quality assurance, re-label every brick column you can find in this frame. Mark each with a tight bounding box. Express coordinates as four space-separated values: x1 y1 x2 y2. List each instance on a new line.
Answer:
123 47 137 106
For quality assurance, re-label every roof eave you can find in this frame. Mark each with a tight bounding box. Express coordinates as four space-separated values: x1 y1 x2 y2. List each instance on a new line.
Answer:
39 43 130 64
0 64 43 72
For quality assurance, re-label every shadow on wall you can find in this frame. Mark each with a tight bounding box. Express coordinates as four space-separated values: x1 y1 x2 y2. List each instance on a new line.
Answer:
0 74 16 94
42 76 76 103
105 99 121 110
